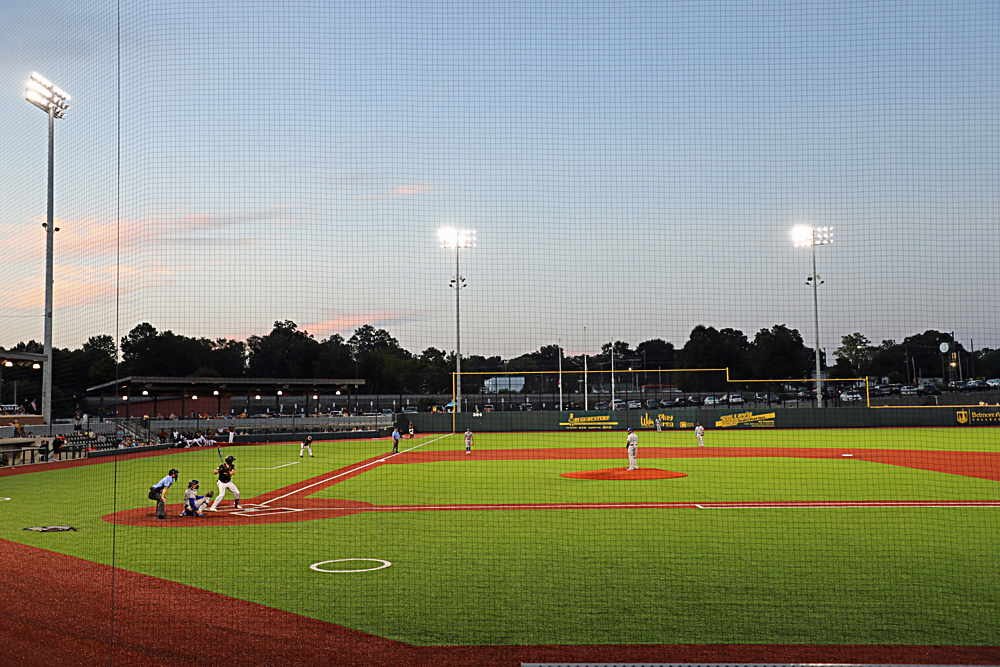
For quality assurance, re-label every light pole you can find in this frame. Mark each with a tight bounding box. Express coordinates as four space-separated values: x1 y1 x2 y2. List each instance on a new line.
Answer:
25 72 70 426
557 338 563 411
439 228 476 413
792 225 833 408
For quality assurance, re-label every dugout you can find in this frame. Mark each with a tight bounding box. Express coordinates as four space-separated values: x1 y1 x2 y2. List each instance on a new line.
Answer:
86 376 365 420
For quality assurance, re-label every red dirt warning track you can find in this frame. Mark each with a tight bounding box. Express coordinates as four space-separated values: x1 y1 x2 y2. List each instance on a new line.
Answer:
1 538 998 667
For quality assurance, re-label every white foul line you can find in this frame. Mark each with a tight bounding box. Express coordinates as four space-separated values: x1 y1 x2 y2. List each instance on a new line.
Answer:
259 433 454 507
246 461 301 470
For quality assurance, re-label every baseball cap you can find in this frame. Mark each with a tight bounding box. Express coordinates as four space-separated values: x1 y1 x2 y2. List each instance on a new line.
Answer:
627 427 633 432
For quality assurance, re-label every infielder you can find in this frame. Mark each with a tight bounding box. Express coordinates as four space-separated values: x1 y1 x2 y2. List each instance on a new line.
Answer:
148 468 179 520
300 435 314 458
626 427 638 470
695 422 705 447
464 428 474 454
180 479 213 517
208 455 240 511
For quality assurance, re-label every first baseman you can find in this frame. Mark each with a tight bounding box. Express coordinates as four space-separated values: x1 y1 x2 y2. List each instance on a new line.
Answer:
626 428 638 470
695 422 705 446
208 455 240 511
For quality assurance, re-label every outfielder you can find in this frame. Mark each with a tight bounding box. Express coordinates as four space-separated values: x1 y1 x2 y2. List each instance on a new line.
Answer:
654 416 662 433
464 428 474 454
626 427 638 470
300 435 314 458
207 455 240 511
180 479 213 517
695 422 705 446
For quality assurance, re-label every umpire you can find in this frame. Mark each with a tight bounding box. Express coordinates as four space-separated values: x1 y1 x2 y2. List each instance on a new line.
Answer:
149 468 179 520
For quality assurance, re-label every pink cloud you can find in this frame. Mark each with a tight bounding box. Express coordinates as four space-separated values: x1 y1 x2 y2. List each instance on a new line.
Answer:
356 183 435 202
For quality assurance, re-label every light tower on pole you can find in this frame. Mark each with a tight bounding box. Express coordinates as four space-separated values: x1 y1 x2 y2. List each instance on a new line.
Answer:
439 228 476 414
792 225 833 408
25 72 70 426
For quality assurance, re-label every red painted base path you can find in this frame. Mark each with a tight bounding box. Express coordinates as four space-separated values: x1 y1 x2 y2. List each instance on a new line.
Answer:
4 444 1000 665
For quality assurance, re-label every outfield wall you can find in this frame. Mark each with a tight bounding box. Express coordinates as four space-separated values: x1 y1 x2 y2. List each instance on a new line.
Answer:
405 406 1000 433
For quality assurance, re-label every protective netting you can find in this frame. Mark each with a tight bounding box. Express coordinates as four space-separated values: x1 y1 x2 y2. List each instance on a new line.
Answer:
0 2 998 664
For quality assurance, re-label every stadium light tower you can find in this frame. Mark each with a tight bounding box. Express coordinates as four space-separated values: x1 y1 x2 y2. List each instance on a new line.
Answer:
25 72 70 426
438 228 476 413
791 225 833 408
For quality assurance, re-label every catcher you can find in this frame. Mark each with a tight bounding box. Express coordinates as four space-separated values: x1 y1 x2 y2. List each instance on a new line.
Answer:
180 479 213 517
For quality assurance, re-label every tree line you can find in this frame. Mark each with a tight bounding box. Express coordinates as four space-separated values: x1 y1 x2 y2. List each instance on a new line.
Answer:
2 320 997 417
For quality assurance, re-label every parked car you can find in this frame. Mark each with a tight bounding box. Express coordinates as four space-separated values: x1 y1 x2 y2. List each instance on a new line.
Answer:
841 392 864 402
645 399 659 409
518 402 535 412
753 392 782 404
723 394 745 404
594 401 609 410
987 379 1000 389
703 396 720 406
659 398 673 408
966 379 987 390
900 386 919 396
627 400 642 410
947 381 968 392
796 390 816 401
611 399 627 410
917 385 941 396
686 396 705 406
402 406 418 414
482 405 494 413
381 408 394 415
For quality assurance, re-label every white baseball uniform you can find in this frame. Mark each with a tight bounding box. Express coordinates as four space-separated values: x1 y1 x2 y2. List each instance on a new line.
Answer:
695 424 705 446
626 431 638 469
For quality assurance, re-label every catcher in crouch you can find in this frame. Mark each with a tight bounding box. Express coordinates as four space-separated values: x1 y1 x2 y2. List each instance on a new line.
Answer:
180 479 213 517
207 455 241 511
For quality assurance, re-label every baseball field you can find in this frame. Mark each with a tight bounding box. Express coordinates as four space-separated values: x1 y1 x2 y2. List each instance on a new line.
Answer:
2 426 999 665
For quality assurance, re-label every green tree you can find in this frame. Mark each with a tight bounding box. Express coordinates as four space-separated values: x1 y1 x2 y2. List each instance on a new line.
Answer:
247 321 321 378
676 325 746 391
833 333 875 376
749 325 809 380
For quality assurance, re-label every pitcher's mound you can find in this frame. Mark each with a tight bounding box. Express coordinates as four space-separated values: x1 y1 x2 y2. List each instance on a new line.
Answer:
561 468 687 481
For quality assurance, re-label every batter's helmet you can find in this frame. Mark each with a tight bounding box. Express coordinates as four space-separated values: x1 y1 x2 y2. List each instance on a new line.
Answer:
225 455 236 463
168 468 179 477
188 479 199 488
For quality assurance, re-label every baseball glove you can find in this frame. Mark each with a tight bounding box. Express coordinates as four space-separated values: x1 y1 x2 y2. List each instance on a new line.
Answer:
206 491 214 498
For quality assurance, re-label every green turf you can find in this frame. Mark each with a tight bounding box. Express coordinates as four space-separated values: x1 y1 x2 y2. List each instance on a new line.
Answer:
1 428 999 647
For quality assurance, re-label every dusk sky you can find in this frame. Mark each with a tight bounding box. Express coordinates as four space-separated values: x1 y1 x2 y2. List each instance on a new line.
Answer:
1 0 998 362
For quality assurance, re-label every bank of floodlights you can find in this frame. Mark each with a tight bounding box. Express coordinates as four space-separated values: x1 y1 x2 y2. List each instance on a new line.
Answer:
25 72 70 118
791 225 833 248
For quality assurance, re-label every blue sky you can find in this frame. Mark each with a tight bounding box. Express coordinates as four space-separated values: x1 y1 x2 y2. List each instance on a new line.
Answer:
1 0 998 361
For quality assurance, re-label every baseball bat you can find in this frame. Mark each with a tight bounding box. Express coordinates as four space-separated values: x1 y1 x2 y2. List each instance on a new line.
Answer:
217 443 223 463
